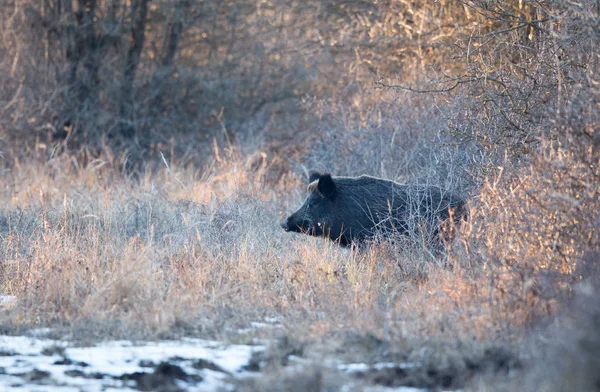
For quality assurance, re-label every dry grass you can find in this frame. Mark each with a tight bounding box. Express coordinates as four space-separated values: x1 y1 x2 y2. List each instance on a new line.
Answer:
0 140 489 342
0 117 598 391
1 126 593 341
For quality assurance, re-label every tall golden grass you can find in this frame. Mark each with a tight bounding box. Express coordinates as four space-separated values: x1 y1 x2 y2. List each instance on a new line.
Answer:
2 130 595 345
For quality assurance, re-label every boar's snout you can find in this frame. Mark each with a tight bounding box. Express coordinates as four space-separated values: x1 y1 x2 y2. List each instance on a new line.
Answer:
281 215 295 232
281 214 310 233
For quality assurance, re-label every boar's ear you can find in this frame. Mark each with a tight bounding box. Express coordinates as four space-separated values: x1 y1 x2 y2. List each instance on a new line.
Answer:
318 173 336 198
309 171 321 183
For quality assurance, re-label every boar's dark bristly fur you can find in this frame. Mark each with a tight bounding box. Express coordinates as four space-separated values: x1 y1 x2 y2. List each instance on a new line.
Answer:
281 172 467 247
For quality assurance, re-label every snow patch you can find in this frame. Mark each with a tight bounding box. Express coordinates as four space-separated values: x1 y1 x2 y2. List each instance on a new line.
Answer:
0 335 264 391
229 318 283 334
338 362 420 373
0 294 17 307
363 387 428 392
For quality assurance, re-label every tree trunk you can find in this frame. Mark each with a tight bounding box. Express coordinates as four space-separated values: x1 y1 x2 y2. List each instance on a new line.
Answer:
119 0 150 139
57 0 100 141
150 6 184 116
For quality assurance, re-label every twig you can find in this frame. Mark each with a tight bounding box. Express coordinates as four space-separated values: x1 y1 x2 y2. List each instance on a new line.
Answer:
480 16 559 38
375 77 474 94
160 151 185 189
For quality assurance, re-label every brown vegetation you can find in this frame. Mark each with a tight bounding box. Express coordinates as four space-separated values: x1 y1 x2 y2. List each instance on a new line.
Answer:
0 1 598 390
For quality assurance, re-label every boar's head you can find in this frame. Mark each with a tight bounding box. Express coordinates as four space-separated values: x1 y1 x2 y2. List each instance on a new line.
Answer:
281 172 345 243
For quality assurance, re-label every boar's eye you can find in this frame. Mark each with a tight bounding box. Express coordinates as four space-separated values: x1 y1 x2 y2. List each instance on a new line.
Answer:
308 196 321 208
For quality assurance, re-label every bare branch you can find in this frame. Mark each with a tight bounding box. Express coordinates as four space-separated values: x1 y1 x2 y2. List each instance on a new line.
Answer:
375 77 474 94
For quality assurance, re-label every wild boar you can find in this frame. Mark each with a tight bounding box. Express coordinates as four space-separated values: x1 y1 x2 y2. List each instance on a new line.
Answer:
281 172 466 246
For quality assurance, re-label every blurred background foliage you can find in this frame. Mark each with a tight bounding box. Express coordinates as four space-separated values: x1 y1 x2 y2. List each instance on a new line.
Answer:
0 1 594 164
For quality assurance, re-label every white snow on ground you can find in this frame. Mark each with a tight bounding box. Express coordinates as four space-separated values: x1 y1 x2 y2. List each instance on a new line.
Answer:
0 321 444 392
337 362 429 392
0 295 17 307
338 363 370 372
340 383 428 392
363 387 428 392
0 334 264 391
338 362 419 373
263 317 280 324
28 328 53 338
229 317 284 334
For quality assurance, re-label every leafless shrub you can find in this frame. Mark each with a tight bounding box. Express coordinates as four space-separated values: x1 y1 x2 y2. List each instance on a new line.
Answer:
301 92 477 196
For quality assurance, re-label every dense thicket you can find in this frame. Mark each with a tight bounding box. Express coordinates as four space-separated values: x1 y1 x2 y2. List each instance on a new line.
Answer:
0 2 593 157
